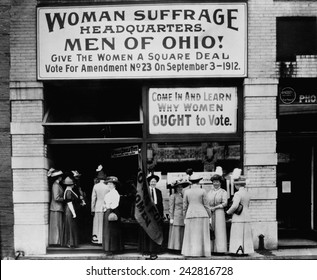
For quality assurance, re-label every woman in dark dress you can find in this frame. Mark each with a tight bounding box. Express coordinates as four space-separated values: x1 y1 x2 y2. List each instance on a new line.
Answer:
48 168 64 246
62 176 80 248
102 176 123 255
168 179 190 252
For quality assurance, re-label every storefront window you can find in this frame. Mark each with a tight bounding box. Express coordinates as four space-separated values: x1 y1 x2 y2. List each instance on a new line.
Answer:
147 142 241 174
277 17 317 61
146 141 242 219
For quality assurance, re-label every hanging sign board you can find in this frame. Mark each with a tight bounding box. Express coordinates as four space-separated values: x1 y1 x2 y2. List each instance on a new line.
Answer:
111 145 139 158
37 3 247 79
148 87 238 134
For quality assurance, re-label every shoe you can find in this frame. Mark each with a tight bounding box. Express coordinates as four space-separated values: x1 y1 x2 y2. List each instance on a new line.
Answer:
146 254 158 260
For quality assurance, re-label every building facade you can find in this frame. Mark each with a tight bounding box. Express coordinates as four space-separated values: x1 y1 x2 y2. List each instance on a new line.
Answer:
0 0 316 258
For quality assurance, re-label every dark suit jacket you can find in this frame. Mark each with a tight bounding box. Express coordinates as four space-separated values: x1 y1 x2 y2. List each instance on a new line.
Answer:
153 187 164 218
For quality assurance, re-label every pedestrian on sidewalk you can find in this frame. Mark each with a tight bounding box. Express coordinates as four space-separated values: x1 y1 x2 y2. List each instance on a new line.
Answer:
207 171 228 254
226 175 254 255
182 174 211 257
91 165 109 245
168 178 190 252
102 176 123 255
63 175 81 248
48 168 64 246
138 173 163 260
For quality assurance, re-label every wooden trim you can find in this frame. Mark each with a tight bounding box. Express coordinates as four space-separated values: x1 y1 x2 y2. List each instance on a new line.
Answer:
43 121 143 126
279 104 317 115
47 138 143 144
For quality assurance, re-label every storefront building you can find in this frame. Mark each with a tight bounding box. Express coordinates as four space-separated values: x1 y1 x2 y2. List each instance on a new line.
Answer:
1 0 316 257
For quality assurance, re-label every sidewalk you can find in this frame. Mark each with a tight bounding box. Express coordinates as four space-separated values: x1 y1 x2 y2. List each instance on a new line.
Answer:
16 237 317 260
20 248 317 260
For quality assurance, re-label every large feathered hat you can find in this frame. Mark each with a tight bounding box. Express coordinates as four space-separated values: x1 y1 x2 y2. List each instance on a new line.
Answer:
63 176 74 186
189 173 203 184
172 178 191 188
96 165 107 180
47 168 63 178
105 176 120 185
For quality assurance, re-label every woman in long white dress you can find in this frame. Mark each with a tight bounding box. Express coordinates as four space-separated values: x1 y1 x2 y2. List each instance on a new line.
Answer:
181 174 211 257
207 174 228 254
91 167 109 245
226 175 254 255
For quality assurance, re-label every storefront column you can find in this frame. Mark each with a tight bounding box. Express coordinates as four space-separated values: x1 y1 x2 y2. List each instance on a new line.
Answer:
10 81 49 255
243 78 278 249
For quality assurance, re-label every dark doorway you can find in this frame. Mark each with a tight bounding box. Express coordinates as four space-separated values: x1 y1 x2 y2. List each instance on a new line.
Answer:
277 141 314 238
49 143 140 245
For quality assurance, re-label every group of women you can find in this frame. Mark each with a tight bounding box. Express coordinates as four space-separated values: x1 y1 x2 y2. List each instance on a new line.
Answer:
48 167 123 255
48 168 83 248
48 165 254 258
168 172 254 257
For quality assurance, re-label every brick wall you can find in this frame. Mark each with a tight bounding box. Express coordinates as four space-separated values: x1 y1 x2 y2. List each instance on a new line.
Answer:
10 81 48 255
11 101 43 122
10 0 37 82
10 0 48 255
0 0 14 259
243 0 317 249
295 55 317 77
12 135 45 157
243 77 278 249
248 0 317 78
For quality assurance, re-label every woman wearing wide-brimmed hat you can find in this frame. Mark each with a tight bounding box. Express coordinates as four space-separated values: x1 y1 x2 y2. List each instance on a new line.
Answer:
62 176 80 248
91 165 109 245
102 176 123 255
48 168 64 246
207 172 228 254
226 174 254 255
167 178 191 252
181 174 211 257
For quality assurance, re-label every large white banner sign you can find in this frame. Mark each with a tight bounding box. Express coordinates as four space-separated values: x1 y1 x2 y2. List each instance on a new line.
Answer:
148 87 237 134
37 3 247 79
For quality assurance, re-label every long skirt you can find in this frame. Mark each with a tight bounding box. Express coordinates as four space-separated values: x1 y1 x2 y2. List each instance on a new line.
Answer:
92 212 103 244
63 206 78 247
181 218 211 257
168 224 184 251
211 209 227 253
138 226 162 255
229 221 254 254
49 211 64 246
102 209 123 253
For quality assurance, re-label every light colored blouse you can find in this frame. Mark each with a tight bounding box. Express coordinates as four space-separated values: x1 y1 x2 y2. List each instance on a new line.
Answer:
103 188 120 211
207 188 228 209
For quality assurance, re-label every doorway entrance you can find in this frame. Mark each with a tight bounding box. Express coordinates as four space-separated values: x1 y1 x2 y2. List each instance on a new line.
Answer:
277 141 316 239
49 143 140 246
